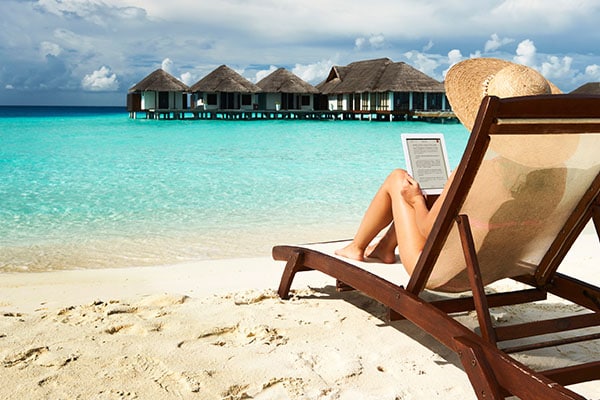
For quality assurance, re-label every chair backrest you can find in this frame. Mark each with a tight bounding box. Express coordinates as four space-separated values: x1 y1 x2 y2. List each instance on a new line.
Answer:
408 95 600 293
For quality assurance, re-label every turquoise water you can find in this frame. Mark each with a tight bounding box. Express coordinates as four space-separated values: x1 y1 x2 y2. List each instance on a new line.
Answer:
0 107 469 272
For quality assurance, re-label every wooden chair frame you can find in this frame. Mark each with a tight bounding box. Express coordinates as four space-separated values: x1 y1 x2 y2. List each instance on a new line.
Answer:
273 95 600 399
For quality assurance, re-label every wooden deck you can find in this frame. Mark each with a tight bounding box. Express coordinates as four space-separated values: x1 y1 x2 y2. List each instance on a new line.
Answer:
128 108 456 122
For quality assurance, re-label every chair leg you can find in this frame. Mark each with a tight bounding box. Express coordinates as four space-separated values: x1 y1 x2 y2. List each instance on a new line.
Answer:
277 250 304 300
455 336 504 400
457 214 497 345
336 280 355 291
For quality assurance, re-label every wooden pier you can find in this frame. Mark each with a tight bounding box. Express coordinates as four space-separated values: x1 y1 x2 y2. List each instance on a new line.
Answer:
129 108 456 123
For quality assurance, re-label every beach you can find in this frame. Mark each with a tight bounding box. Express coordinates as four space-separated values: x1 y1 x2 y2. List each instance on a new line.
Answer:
1 109 598 398
2 223 599 399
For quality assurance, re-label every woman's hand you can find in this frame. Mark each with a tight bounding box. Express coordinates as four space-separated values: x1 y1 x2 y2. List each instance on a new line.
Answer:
400 175 425 206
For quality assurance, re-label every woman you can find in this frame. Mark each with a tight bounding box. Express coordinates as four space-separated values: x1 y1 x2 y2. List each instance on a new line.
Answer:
335 58 560 275
335 169 455 274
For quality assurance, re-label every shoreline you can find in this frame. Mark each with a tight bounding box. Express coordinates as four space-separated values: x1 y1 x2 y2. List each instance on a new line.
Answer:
0 222 360 274
1 225 598 399
0 256 318 313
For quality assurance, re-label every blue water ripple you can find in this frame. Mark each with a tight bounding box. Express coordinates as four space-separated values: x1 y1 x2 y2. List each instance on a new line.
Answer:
0 108 468 271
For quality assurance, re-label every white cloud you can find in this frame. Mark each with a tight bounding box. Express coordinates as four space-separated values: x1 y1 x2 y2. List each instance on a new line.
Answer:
448 49 463 66
422 40 434 52
484 34 514 53
540 56 573 80
36 0 146 26
5 84 14 90
369 34 385 49
514 39 537 66
40 41 62 58
81 66 119 91
254 66 278 83
292 60 335 85
3 0 600 104
36 0 79 17
161 58 174 74
231 67 246 77
354 37 366 50
443 49 464 78
403 51 442 79
180 72 194 86
509 39 577 89
584 64 600 81
53 28 95 53
355 34 385 50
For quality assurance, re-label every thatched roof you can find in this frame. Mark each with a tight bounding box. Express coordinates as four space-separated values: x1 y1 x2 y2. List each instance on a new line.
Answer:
189 65 261 93
570 82 600 95
317 58 444 94
256 68 319 93
129 69 188 92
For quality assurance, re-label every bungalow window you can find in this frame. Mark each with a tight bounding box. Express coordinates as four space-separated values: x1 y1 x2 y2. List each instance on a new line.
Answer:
413 93 425 110
337 94 343 110
241 94 252 106
370 93 377 110
394 92 410 111
428 93 443 110
361 94 369 110
377 93 389 110
158 91 169 109
207 93 218 106
301 95 310 106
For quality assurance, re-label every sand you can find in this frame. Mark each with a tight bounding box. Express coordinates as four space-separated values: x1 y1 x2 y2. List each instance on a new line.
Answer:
1 228 599 399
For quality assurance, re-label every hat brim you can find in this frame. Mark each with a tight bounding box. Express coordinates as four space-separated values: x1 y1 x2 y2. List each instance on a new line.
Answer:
445 58 561 131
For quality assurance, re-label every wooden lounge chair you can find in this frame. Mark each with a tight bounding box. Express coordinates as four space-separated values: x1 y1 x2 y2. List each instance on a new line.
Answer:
272 94 600 400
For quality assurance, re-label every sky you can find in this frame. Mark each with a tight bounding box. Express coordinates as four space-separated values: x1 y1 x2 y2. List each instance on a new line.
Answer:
2 0 600 106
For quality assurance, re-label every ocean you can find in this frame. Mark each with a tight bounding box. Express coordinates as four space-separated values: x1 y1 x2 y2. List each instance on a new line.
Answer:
0 106 469 272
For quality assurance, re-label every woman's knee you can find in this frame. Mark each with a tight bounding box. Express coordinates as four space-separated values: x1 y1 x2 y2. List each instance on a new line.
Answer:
385 169 409 188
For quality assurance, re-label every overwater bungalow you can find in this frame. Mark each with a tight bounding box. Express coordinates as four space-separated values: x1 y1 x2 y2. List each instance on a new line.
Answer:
256 68 319 111
317 58 449 120
127 58 455 121
127 69 189 119
570 82 600 94
189 65 262 112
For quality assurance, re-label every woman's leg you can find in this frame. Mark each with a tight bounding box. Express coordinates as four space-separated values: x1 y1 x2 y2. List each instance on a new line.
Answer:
389 189 427 275
335 170 400 261
336 169 426 271
367 218 432 267
365 223 398 264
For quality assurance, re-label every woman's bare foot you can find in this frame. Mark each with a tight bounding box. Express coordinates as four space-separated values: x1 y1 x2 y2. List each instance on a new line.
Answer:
365 241 397 264
335 242 365 262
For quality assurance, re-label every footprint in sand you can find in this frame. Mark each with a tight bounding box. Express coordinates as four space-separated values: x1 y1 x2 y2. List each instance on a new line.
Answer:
56 295 187 337
253 377 306 398
35 348 80 368
221 384 251 399
230 289 279 305
132 354 200 395
137 294 189 308
189 322 288 348
3 346 49 368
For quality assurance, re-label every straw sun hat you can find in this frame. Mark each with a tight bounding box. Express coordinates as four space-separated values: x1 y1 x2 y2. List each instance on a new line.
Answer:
445 58 562 131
